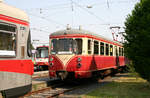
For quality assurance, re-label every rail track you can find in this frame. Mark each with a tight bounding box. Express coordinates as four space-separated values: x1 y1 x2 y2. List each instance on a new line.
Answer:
22 74 121 98
21 69 128 98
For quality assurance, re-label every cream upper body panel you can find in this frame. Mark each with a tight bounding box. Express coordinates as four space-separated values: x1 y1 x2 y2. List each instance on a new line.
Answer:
0 1 29 22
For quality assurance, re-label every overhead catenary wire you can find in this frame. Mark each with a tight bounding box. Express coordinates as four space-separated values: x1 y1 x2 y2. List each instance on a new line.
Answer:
88 0 139 7
27 12 66 27
31 28 50 34
72 1 110 25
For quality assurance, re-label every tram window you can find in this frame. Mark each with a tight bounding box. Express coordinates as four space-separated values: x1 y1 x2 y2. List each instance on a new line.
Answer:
75 39 82 54
88 40 92 54
105 44 109 56
100 42 104 55
51 39 58 54
119 47 122 56
0 23 16 56
36 47 48 58
115 46 119 56
110 45 113 56
94 41 99 55
27 31 32 57
51 38 82 55
0 23 16 32
122 48 124 56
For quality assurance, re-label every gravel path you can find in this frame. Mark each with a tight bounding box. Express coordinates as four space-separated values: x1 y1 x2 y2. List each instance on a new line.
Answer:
59 73 129 98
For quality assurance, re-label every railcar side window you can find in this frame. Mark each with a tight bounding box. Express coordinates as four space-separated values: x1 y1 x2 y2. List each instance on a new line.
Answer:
122 48 124 56
115 46 118 56
51 39 58 54
94 41 99 55
110 45 113 56
0 23 16 56
75 39 82 54
119 47 122 56
100 42 104 55
27 31 32 57
105 44 109 56
88 40 92 54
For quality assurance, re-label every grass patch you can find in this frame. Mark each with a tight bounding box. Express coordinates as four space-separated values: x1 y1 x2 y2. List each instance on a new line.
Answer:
82 75 150 98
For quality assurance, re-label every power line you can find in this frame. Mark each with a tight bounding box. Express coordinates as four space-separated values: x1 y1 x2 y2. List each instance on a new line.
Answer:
27 12 65 27
90 0 139 6
72 1 110 25
31 28 50 34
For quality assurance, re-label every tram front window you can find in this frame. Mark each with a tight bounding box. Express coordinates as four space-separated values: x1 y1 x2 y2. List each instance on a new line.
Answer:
36 47 48 58
51 38 82 55
0 23 16 56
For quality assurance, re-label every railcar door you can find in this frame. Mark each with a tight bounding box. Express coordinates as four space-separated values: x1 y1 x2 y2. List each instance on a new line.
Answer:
115 46 120 67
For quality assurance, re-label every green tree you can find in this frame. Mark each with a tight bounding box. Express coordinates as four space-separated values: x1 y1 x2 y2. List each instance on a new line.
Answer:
124 0 150 82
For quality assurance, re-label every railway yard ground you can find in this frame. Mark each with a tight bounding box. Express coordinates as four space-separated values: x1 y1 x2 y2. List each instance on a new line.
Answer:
22 71 150 98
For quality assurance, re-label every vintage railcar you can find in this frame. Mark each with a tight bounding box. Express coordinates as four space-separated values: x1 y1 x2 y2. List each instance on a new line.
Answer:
49 27 126 79
34 46 49 71
0 1 33 97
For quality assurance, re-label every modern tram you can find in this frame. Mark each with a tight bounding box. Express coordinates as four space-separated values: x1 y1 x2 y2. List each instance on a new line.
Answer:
49 27 126 80
0 1 33 97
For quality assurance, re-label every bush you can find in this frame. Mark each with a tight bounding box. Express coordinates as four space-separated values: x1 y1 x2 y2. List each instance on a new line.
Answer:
124 0 150 82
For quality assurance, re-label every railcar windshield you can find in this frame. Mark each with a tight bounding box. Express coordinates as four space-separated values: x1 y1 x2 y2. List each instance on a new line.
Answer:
0 23 16 56
51 38 82 55
36 47 48 58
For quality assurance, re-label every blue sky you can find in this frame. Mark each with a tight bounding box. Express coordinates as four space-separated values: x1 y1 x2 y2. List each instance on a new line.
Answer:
4 0 139 47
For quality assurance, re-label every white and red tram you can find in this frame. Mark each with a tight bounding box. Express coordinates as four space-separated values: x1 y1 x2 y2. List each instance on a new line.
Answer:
34 46 49 71
49 27 126 79
0 1 33 97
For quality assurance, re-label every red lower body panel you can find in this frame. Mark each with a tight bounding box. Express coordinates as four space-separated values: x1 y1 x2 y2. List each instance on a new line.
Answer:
0 60 34 75
49 55 126 78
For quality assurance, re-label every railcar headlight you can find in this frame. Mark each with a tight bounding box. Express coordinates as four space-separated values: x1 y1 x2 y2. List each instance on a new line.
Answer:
77 63 82 68
50 63 53 67
77 57 82 62
50 57 53 61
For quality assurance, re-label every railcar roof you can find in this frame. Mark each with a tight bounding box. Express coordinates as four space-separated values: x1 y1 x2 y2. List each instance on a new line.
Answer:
50 29 123 45
0 1 29 22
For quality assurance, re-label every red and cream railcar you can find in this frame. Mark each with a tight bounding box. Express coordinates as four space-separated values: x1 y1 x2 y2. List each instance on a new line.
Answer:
0 1 33 97
49 28 126 79
34 46 49 71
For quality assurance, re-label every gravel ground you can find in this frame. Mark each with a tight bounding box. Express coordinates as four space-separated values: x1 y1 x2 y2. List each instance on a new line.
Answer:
59 73 129 98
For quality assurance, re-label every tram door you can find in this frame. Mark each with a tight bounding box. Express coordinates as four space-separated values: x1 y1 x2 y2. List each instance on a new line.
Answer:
20 26 27 59
115 46 120 67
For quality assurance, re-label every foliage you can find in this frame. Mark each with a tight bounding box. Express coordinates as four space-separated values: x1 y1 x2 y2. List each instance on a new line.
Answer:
82 82 150 98
124 0 150 82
